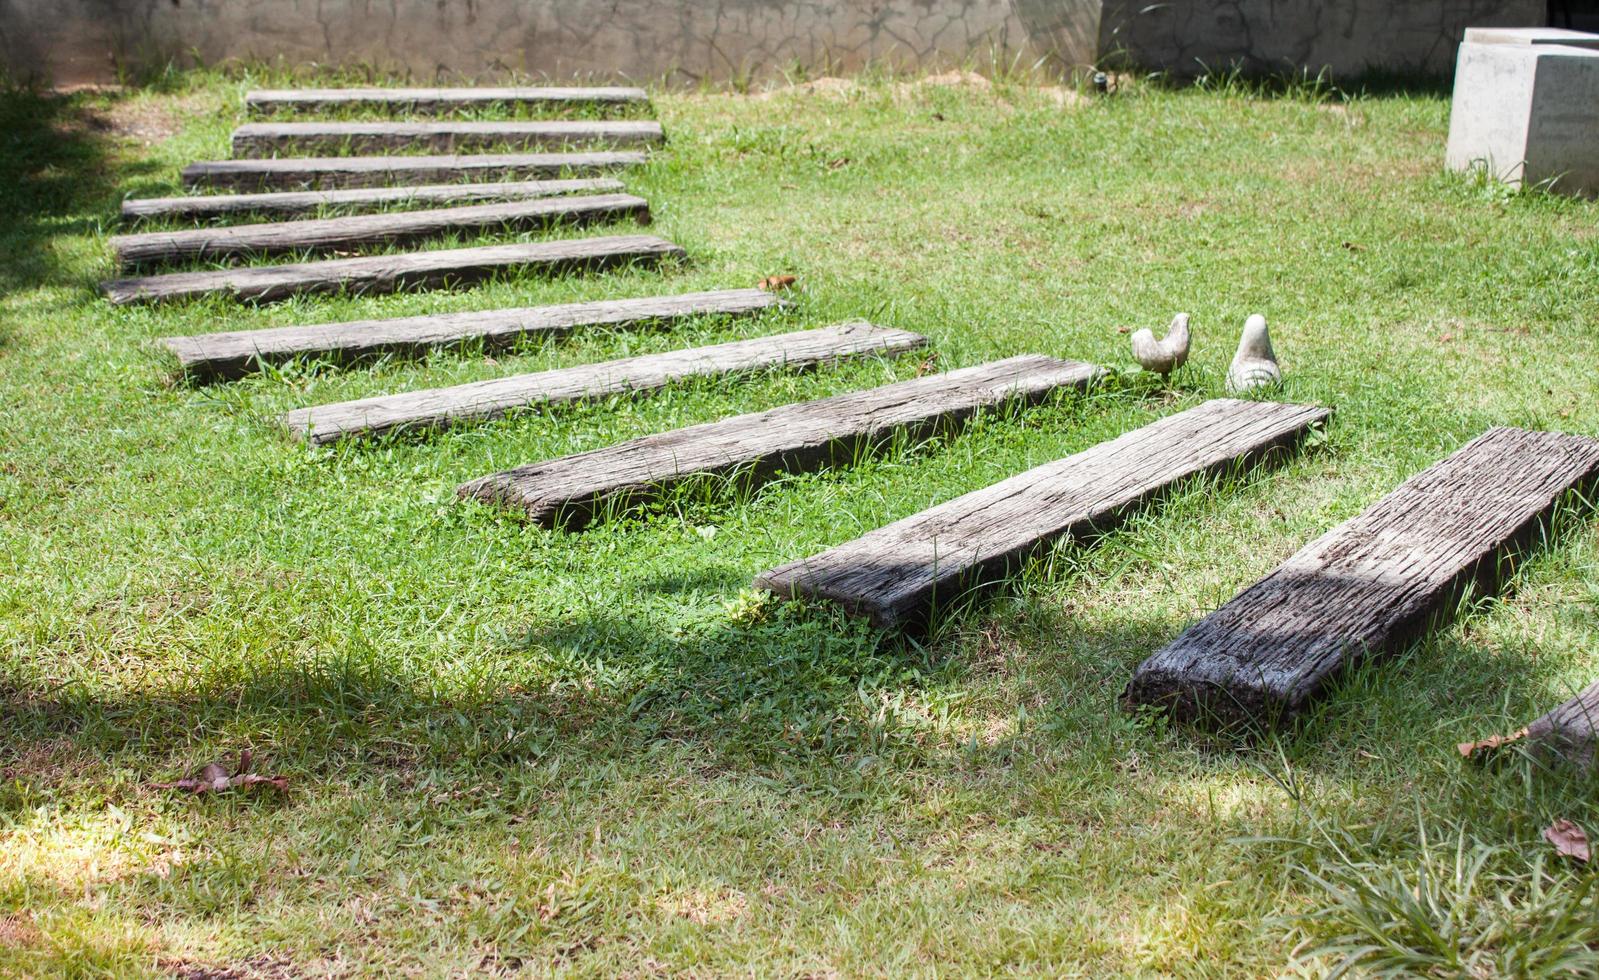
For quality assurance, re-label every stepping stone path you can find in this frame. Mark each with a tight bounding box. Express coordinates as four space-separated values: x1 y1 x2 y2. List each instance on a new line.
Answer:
282 322 926 444
163 288 781 383
246 86 649 114
1123 426 1599 728
756 399 1330 629
183 152 645 191
121 178 623 222
102 235 684 304
230 120 665 157
460 355 1103 529
110 194 650 270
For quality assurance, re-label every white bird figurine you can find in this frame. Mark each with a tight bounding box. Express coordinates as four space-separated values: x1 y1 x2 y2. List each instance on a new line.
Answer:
1130 313 1191 376
1226 314 1281 393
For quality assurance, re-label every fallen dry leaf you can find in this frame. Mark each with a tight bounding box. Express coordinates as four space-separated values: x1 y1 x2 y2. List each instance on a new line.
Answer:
757 274 796 291
1457 727 1528 760
1544 819 1591 862
151 750 288 795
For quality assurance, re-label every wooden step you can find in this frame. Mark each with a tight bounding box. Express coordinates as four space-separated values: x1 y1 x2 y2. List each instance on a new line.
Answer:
101 234 683 306
756 399 1331 629
1459 680 1599 769
111 194 650 271
282 322 926 445
460 355 1104 529
182 152 645 191
246 86 649 114
1124 426 1599 729
121 177 624 222
231 121 664 158
162 288 782 383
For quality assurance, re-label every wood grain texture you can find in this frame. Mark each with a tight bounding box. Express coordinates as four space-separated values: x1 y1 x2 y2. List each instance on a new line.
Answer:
245 87 648 113
1520 681 1599 768
460 355 1103 529
121 178 624 222
756 399 1330 629
231 121 664 157
162 288 781 383
1124 426 1599 728
101 235 683 306
111 194 650 271
182 152 644 191
282 322 926 445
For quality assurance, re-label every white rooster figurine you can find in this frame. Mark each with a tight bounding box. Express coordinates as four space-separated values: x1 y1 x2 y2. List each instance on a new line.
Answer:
1130 313 1191 376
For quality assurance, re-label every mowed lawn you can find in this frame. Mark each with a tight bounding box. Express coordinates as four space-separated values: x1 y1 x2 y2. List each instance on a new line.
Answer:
2 68 1598 976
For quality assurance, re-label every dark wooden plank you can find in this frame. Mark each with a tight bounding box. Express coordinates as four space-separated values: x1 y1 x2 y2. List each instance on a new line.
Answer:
231 121 664 158
121 178 624 222
1459 680 1599 770
111 194 650 271
756 399 1330 629
245 87 649 114
1522 682 1599 768
182 152 644 191
282 322 926 445
101 234 683 306
1124 426 1599 729
460 355 1104 529
162 288 781 383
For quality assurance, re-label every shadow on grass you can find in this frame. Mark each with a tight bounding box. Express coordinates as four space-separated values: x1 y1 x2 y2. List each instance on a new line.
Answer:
0 85 159 295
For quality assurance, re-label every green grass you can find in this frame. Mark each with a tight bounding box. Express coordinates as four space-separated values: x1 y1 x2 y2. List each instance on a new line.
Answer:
2 67 1598 976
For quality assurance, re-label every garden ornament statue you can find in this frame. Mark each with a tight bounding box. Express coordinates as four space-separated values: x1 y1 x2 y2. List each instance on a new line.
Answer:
1131 313 1191 376
1226 314 1282 392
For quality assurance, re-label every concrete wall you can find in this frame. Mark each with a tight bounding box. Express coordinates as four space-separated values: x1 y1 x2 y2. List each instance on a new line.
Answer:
1100 0 1547 78
0 0 1551 87
0 0 1101 87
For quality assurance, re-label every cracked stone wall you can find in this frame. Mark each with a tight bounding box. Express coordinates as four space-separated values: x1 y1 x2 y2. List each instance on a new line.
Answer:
1100 0 1547 78
0 0 1549 87
0 0 1101 87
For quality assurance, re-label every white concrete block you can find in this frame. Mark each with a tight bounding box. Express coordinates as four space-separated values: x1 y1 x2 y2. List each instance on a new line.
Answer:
1447 29 1599 196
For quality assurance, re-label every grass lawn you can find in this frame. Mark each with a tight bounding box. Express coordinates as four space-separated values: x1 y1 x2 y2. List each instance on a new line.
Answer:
2 66 1598 977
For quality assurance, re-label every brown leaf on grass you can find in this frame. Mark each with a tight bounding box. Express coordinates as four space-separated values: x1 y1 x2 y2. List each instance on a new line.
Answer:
757 274 796 291
1457 727 1528 760
151 750 288 795
916 350 940 376
1545 819 1591 862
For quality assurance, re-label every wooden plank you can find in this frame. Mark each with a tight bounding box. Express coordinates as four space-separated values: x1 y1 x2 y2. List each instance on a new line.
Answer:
460 355 1104 529
121 178 624 222
1124 426 1599 729
245 86 649 114
182 152 644 191
231 121 664 158
756 399 1330 629
1459 680 1599 770
162 288 782 383
282 322 926 445
101 235 683 306
111 194 650 271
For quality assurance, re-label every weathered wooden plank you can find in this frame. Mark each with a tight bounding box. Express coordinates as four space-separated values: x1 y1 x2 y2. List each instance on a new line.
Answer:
121 178 624 222
182 152 644 191
460 355 1103 529
162 288 781 383
101 235 683 306
231 121 664 158
756 399 1330 630
1124 426 1599 729
111 194 650 271
1459 680 1599 770
282 322 926 445
1517 682 1599 768
245 87 649 114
